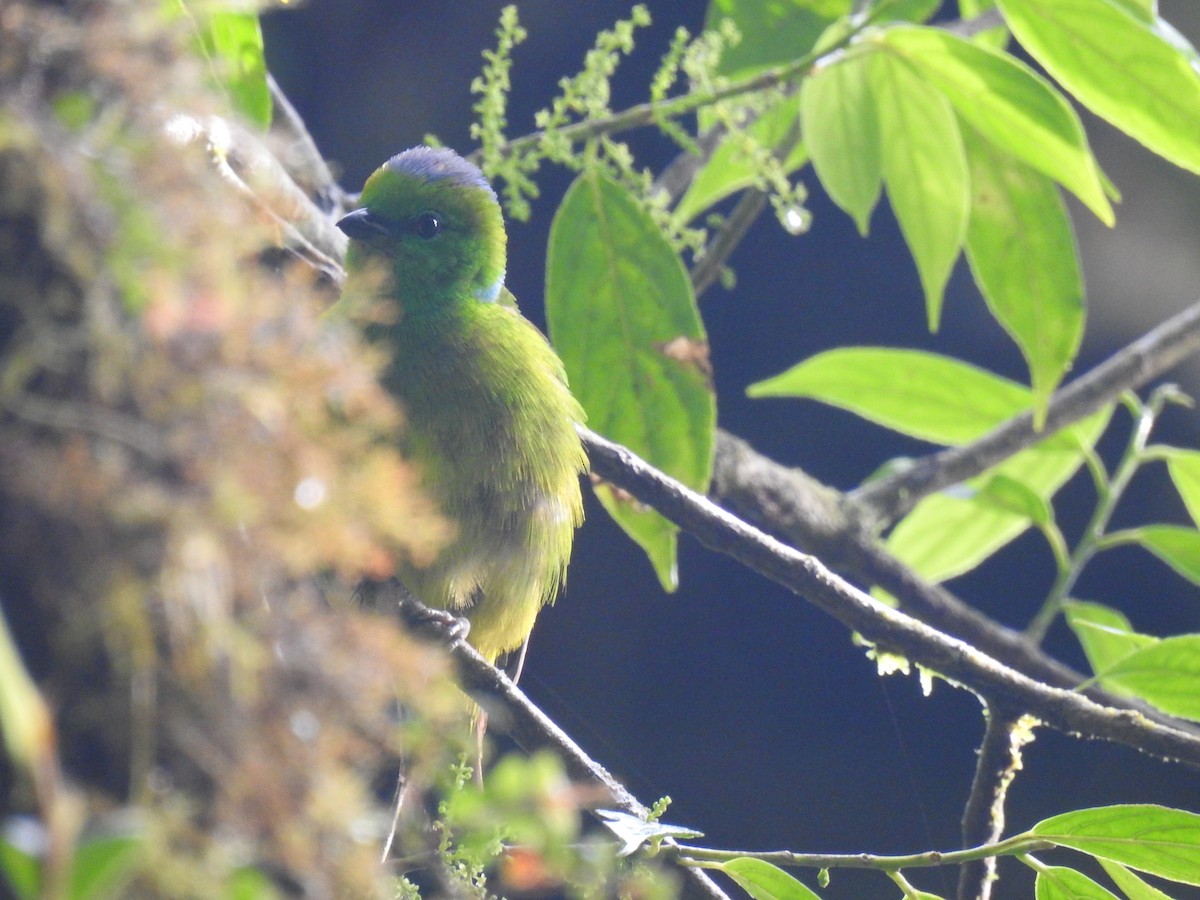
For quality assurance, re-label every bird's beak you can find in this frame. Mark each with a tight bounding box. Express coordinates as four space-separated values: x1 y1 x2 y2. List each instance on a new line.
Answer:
336 208 390 241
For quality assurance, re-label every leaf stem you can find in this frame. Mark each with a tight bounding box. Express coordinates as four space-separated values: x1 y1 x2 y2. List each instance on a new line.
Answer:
1025 389 1170 643
675 832 1055 872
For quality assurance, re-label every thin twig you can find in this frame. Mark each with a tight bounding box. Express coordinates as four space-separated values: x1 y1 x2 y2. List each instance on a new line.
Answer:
390 596 733 900
651 125 727 207
267 74 349 214
174 113 348 282
691 189 768 297
850 301 1200 526
1025 389 1169 643
679 832 1055 871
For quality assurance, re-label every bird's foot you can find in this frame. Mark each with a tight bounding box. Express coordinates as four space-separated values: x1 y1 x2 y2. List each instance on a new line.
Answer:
398 597 470 644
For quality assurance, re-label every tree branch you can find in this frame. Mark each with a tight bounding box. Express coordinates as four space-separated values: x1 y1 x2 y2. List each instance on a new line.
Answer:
957 706 1028 900
850 301 1200 526
690 188 768 297
710 431 1200 736
582 426 1200 768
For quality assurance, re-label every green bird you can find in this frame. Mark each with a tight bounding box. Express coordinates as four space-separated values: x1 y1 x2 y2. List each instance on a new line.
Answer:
335 146 586 666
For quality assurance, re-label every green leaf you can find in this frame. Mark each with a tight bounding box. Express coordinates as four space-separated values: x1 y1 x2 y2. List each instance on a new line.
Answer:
69 834 141 900
1035 865 1120 899
974 473 1052 525
1133 525 1200 584
887 490 1028 582
717 858 822 900
961 126 1085 425
801 51 881 235
547 172 715 591
868 49 969 330
675 98 808 225
886 409 1109 582
996 0 1200 174
1063 600 1156 676
200 10 272 128
1162 448 1200 528
704 0 851 79
1034 805 1200 886
1097 859 1176 900
748 348 1029 445
881 24 1112 223
1098 635 1200 721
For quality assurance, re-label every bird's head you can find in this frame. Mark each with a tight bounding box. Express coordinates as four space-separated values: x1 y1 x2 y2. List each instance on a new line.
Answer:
337 147 507 312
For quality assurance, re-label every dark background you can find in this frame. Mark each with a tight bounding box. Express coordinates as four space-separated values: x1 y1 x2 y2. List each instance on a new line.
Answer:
263 3 1200 896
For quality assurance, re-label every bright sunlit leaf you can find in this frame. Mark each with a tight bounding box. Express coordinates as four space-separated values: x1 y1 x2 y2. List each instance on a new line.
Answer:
1098 635 1200 721
881 24 1112 223
1034 805 1200 885
802 50 881 235
868 49 968 330
962 126 1084 425
997 0 1200 173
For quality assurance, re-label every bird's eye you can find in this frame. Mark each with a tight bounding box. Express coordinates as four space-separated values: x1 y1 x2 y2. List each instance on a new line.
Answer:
412 212 441 239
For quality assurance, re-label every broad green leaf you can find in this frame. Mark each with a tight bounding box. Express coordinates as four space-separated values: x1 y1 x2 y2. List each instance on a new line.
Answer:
869 50 968 330
704 0 851 80
974 473 1051 525
1035 865 1120 899
1098 635 1200 720
748 348 1029 445
547 172 715 591
887 489 1028 582
886 409 1109 582
1034 805 1200 885
1162 448 1200 528
202 11 272 128
675 98 808 225
962 126 1084 425
70 834 141 900
996 0 1200 174
1063 600 1156 676
717 858 822 900
1097 859 1175 900
1133 525 1200 585
801 51 881 234
881 25 1112 223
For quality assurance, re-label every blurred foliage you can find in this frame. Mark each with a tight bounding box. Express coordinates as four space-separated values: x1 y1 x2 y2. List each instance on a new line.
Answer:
0 0 685 895
0 0 487 895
